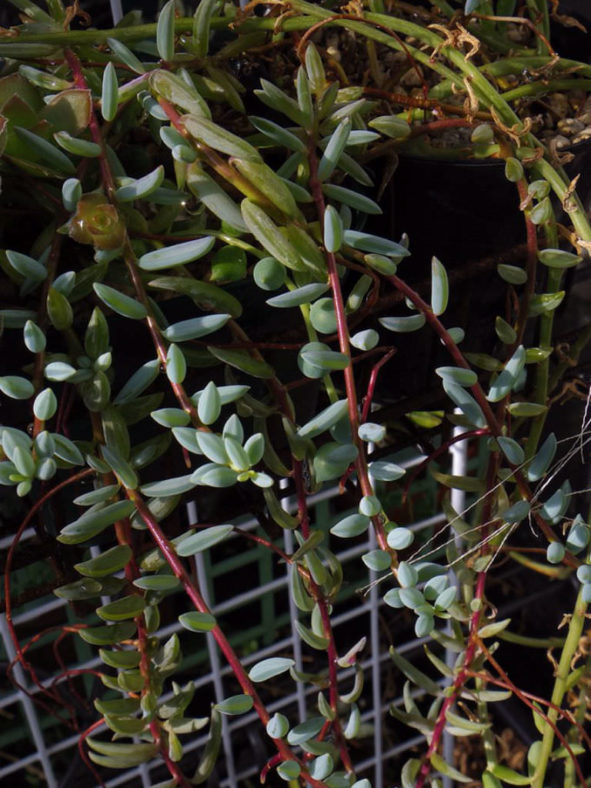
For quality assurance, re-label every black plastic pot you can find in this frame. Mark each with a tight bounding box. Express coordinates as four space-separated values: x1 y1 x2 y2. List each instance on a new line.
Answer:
365 139 591 403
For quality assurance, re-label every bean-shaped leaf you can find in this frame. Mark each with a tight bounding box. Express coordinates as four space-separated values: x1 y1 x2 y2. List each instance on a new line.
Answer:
148 276 242 317
156 0 176 61
0 376 34 399
14 127 76 175
322 183 382 215
187 163 246 232
114 359 160 404
497 436 524 465
443 381 486 428
179 612 217 632
140 474 196 497
75 545 132 578
115 166 165 202
6 250 47 281
93 283 147 320
139 236 215 270
107 37 145 74
538 248 581 269
330 513 370 538
249 657 295 683
184 115 261 162
54 131 101 157
435 366 477 387
97 594 146 621
369 115 411 139
318 119 351 180
379 314 426 333
79 622 137 646
192 0 218 57
369 460 406 481
266 283 329 308
431 257 448 315
249 116 306 153
323 204 343 253
214 695 254 715
176 524 233 556
298 399 349 439
527 432 557 481
57 500 136 544
344 230 410 258
233 158 300 219
101 61 119 121
487 345 526 402
240 199 303 271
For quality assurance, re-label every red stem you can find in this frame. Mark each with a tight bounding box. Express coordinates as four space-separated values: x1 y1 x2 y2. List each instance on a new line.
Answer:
293 460 354 773
4 469 94 699
307 138 391 557
126 488 329 788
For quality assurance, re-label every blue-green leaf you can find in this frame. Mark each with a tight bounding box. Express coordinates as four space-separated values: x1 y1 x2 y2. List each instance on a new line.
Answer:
14 127 75 175
114 359 160 404
249 116 306 153
58 500 136 544
107 37 146 74
322 183 382 215
138 236 215 270
93 283 147 320
344 231 410 258
330 513 370 538
379 314 425 333
487 346 526 402
497 436 524 465
298 399 349 439
435 366 477 387
387 527 414 550
0 376 34 400
249 657 295 683
431 257 448 316
166 344 186 384
6 250 47 281
179 611 216 632
176 525 234 557
214 695 254 715
33 388 57 420
318 118 351 180
323 205 342 253
267 283 329 308
538 248 581 269
140 474 196 497
101 61 119 122
369 460 405 481
116 166 165 203
156 0 176 61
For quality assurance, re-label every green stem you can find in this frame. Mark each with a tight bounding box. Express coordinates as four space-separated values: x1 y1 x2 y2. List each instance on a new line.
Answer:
564 652 591 787
531 575 589 787
526 217 559 460
502 78 591 102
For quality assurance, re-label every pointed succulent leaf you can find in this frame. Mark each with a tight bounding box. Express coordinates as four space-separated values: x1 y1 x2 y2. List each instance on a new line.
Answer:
214 695 254 715
249 657 295 683
139 236 215 270
58 500 136 544
176 524 233 556
379 314 426 333
179 611 217 632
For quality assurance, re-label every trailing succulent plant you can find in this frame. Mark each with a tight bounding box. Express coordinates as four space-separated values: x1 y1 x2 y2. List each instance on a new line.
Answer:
2 1 591 786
